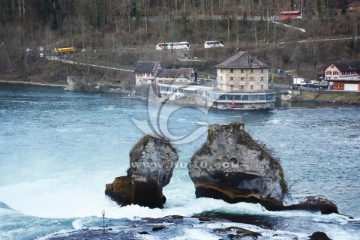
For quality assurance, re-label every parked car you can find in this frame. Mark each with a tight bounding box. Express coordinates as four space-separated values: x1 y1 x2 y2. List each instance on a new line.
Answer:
308 80 328 88
25 48 34 57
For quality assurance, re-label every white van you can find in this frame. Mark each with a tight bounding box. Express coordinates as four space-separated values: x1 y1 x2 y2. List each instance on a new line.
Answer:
293 77 307 86
204 41 224 48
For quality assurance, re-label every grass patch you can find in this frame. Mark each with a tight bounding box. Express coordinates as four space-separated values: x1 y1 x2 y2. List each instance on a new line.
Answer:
293 91 360 103
295 92 319 101
316 92 360 102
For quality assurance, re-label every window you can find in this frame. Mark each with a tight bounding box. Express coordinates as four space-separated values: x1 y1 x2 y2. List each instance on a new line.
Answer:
250 69 254 73
250 77 254 81
230 85 233 90
261 69 264 73
261 84 264 90
266 94 274 100
250 85 254 90
241 69 244 73
261 76 264 81
240 85 244 90
230 69 233 73
230 77 233 81
241 77 244 81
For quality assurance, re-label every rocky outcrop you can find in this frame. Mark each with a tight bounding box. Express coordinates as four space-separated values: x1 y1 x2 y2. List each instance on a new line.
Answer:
188 122 339 214
188 123 287 210
105 135 178 208
284 196 338 214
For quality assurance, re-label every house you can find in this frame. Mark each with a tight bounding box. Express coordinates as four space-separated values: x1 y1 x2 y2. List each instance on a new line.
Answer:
348 1 360 11
214 51 270 92
156 68 196 84
134 61 161 85
279 10 301 20
325 61 360 91
324 61 360 80
208 51 275 110
327 79 360 91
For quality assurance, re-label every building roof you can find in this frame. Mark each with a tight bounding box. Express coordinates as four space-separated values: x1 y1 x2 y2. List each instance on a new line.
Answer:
157 69 178 78
214 51 269 69
348 1 360 7
157 68 195 79
331 61 360 72
134 61 160 73
176 68 195 79
280 10 301 15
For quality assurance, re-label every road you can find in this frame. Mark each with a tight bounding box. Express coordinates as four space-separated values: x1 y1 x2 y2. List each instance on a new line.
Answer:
271 20 305 33
277 36 356 45
46 56 133 72
131 15 280 22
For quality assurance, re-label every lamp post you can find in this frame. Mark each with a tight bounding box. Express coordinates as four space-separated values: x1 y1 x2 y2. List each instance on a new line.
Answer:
102 210 105 234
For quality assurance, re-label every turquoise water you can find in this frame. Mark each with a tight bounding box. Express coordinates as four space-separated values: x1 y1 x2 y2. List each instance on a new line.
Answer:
0 83 359 239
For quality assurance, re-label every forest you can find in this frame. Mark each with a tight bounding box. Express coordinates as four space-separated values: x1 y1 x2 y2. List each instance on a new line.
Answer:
0 0 359 87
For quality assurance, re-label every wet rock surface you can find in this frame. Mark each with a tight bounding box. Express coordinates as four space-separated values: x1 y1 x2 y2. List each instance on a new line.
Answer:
284 196 338 214
188 123 287 210
43 213 348 240
188 123 339 215
309 231 332 240
105 135 178 208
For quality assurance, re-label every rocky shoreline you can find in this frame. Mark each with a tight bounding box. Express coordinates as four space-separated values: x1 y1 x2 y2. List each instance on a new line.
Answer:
44 213 338 240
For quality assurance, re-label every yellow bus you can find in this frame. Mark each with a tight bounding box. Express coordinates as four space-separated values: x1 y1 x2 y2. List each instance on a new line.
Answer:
53 47 75 55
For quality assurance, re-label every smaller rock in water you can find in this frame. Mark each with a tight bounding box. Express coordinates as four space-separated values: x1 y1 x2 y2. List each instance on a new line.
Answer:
152 225 166 231
285 196 338 214
309 231 332 240
105 135 178 208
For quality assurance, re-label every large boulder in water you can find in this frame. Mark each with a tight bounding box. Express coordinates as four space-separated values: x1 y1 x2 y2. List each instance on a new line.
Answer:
105 135 178 208
188 123 287 210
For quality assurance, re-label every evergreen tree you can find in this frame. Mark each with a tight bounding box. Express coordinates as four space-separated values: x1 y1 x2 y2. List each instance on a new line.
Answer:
290 0 295 10
317 0 323 18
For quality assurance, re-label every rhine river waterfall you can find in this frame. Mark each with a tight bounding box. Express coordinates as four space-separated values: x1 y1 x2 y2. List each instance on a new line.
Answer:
0 83 359 239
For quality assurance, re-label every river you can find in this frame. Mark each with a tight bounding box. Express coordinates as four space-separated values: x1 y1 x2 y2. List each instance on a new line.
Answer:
0 83 359 239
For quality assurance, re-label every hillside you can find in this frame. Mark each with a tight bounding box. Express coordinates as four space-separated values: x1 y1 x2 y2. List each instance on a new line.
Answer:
0 0 359 87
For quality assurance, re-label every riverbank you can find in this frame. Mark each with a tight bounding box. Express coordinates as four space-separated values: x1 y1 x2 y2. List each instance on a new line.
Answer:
0 80 66 87
289 91 360 105
2 80 360 109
